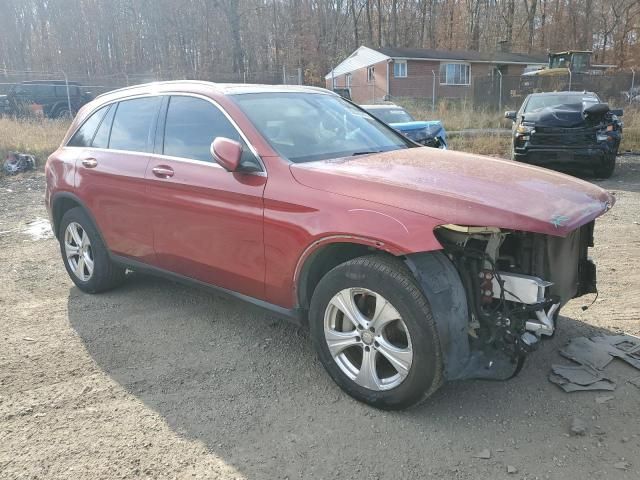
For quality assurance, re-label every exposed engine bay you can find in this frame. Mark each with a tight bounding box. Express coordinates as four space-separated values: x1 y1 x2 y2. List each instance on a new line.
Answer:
431 223 597 378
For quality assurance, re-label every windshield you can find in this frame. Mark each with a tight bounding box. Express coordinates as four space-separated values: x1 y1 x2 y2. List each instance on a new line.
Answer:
231 93 410 163
549 54 571 69
524 94 599 113
369 107 415 124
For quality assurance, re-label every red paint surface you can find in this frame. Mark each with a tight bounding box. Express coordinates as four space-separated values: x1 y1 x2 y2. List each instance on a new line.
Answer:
46 82 615 310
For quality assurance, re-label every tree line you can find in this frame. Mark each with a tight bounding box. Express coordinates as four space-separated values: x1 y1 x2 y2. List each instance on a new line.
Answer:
0 0 638 86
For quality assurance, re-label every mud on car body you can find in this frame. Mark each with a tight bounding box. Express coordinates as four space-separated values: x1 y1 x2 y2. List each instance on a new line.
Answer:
505 91 623 178
46 82 613 410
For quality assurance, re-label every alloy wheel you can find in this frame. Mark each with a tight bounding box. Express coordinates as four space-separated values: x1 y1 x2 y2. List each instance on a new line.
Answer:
64 222 94 281
323 288 413 391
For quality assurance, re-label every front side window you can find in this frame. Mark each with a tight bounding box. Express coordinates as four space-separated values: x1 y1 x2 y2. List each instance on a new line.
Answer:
162 96 259 169
232 92 411 163
345 73 352 87
67 105 109 147
393 61 407 78
109 97 162 153
439 63 470 85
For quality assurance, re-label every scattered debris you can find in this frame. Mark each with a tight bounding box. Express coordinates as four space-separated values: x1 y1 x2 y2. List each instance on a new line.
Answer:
591 335 640 370
506 465 518 474
613 461 631 470
3 152 36 175
23 337 35 342
553 334 640 394
472 449 491 459
595 395 615 404
560 337 615 370
549 364 616 392
570 417 587 436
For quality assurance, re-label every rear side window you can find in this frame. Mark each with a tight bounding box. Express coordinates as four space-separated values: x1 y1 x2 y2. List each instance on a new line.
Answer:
67 106 109 147
91 105 116 149
109 97 162 153
163 95 258 169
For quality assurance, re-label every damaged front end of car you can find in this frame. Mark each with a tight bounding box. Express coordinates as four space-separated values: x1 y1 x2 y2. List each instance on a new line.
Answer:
513 102 623 176
409 222 598 381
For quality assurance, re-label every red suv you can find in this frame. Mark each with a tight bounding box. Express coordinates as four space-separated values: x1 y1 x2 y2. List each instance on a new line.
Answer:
46 82 614 409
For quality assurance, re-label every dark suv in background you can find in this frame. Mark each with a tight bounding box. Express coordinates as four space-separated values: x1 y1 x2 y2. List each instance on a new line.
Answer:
505 91 623 178
0 80 93 118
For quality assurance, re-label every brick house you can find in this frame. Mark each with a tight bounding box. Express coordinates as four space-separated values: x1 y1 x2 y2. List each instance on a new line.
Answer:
325 46 547 104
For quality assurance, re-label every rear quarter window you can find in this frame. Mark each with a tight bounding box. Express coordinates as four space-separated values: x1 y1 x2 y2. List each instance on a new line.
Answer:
67 106 109 147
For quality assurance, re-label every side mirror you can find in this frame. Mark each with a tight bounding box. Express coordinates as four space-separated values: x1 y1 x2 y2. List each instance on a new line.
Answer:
610 108 623 117
504 111 517 121
211 137 243 172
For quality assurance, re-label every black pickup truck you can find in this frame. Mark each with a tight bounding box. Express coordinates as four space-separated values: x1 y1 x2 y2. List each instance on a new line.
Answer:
505 91 623 178
0 80 93 119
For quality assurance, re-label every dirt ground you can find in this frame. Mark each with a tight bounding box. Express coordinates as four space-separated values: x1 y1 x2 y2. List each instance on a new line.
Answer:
1 157 639 480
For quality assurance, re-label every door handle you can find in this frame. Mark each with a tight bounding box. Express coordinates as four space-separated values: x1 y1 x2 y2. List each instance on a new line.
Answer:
81 158 98 168
152 165 174 178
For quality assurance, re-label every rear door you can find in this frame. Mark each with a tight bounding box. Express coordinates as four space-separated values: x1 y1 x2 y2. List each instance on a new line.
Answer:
73 96 162 263
145 95 267 299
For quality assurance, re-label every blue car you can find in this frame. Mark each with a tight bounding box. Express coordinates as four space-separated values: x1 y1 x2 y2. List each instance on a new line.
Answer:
362 104 447 149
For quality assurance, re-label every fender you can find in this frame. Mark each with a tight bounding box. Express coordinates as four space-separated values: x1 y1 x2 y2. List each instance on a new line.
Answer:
405 251 523 381
50 191 106 246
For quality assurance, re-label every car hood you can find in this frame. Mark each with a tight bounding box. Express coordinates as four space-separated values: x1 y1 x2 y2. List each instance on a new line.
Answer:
389 120 443 132
289 148 614 237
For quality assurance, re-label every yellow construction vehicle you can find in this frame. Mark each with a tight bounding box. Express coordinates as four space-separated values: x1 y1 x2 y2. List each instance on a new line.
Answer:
520 51 597 93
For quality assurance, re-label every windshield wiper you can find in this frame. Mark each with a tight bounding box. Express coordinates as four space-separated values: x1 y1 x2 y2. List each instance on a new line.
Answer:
352 150 381 156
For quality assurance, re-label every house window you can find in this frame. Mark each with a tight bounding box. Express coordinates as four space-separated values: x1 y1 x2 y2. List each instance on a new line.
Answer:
439 63 471 85
393 61 407 78
367 66 375 83
345 73 352 87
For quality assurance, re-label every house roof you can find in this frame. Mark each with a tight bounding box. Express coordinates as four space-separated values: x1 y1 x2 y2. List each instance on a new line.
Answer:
376 47 548 64
325 46 390 79
325 45 547 78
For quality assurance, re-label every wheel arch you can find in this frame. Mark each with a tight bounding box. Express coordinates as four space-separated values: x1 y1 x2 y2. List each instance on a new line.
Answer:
51 192 105 246
295 237 400 313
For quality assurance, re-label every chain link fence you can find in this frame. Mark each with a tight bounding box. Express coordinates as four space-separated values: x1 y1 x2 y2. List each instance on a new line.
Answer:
337 71 638 111
0 66 304 119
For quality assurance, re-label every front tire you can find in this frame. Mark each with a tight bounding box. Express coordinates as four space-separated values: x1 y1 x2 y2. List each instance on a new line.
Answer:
59 207 126 293
594 152 616 178
309 255 443 410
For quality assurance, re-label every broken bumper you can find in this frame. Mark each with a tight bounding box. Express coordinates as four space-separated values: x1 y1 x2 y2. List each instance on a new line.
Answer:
514 146 609 167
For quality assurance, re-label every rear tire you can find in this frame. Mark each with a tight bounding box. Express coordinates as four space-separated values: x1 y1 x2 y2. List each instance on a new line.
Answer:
59 207 126 293
309 255 443 410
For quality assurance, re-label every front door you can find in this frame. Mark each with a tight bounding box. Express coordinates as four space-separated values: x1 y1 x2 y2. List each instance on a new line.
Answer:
145 95 267 300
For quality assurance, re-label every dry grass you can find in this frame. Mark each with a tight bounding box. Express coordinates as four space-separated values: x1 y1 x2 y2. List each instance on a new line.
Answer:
0 106 637 168
0 117 69 169
448 134 512 158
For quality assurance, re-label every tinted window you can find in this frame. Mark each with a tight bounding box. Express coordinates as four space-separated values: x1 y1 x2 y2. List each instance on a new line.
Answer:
163 96 258 168
109 97 161 153
91 104 115 149
67 106 108 147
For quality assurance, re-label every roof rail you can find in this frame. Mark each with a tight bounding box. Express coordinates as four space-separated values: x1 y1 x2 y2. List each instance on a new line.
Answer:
95 80 219 100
